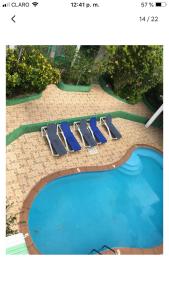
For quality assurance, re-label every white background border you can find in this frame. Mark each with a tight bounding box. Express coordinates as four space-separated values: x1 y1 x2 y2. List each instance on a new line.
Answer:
0 1 169 298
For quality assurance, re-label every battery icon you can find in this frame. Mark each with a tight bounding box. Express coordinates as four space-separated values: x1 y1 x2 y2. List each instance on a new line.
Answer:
155 2 167 6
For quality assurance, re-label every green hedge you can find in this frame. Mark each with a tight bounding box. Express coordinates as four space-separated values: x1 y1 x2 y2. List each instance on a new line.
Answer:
99 77 128 103
142 92 163 113
142 96 157 113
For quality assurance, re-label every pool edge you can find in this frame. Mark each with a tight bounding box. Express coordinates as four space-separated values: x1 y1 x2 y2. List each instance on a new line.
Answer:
19 144 163 255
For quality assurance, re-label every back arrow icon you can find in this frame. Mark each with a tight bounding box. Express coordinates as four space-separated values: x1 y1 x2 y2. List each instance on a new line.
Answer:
11 15 16 23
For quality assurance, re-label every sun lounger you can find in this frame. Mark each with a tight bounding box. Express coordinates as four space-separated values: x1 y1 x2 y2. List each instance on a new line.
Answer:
59 121 81 152
6 233 29 255
100 115 122 139
41 124 67 156
74 119 97 147
89 117 107 144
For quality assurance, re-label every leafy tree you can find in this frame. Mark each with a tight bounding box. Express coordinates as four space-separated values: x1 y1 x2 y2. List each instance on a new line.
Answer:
55 46 98 85
101 45 163 104
6 47 61 97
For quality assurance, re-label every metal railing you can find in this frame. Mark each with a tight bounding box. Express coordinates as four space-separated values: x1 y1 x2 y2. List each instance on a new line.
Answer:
89 245 118 255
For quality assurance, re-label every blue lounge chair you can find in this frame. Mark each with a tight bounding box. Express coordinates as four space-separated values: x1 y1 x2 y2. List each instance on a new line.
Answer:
60 121 81 152
42 124 67 156
101 115 122 139
75 119 97 147
89 117 107 144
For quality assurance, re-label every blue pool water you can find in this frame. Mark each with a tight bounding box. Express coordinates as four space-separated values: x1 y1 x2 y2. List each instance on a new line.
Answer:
28 147 163 254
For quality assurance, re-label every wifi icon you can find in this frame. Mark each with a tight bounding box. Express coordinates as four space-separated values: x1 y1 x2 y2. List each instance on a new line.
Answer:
32 2 38 7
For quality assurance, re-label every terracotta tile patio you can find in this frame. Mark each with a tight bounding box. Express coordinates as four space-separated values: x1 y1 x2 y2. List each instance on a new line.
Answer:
102 245 163 255
6 84 152 134
6 118 162 230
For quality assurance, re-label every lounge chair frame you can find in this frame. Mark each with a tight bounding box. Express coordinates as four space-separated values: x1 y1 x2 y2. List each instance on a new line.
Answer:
41 125 67 156
87 126 100 144
73 121 96 148
73 122 87 148
100 117 118 140
88 121 104 145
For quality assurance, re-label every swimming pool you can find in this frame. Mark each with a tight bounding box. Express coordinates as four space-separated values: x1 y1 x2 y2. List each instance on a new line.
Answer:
28 147 163 254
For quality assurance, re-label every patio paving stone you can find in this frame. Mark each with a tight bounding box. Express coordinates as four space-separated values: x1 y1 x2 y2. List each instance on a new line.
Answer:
6 84 152 134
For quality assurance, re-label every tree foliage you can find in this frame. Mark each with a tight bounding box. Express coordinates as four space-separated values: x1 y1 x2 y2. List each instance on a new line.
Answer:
55 46 98 85
102 45 163 103
6 47 61 97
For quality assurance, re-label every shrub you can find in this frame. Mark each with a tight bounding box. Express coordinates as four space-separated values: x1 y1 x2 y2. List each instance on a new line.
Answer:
145 82 163 110
55 46 98 85
102 46 163 104
6 47 61 97
80 46 100 58
6 204 18 236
